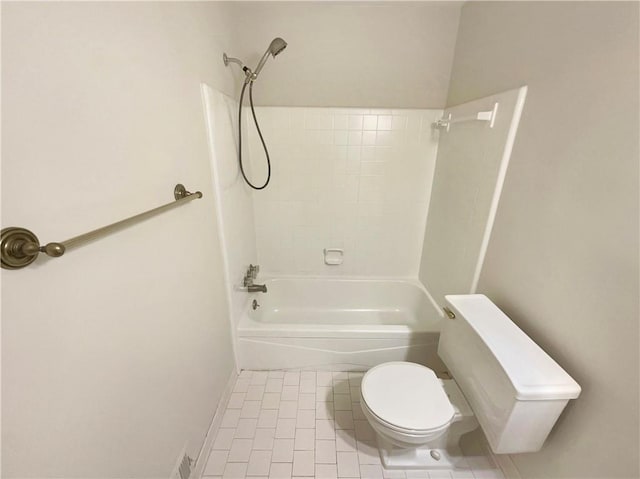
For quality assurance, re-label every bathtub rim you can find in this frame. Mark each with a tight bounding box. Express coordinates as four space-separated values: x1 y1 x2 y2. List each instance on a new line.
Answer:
237 275 445 339
246 275 442 308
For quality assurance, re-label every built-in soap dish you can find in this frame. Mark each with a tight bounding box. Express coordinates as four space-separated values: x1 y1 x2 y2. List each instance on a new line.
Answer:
324 248 344 265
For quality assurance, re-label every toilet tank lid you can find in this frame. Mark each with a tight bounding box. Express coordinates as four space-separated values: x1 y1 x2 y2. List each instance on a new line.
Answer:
445 294 581 401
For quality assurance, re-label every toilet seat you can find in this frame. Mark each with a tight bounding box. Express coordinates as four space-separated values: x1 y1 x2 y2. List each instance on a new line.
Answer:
360 398 452 437
361 362 455 434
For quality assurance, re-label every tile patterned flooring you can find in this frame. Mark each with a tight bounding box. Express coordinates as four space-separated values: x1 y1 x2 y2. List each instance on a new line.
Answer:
203 371 504 479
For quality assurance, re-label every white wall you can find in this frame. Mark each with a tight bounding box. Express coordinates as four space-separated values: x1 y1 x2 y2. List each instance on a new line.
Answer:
248 107 441 277
447 2 639 478
226 2 462 108
2 3 237 478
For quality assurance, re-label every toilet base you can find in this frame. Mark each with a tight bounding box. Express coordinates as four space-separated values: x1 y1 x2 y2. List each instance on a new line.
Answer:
378 436 470 470
364 378 480 470
374 379 480 470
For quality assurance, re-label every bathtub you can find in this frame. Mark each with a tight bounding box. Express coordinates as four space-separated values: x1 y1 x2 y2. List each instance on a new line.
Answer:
237 277 448 371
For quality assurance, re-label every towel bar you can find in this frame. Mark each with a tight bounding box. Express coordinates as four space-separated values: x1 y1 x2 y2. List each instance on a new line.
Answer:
1 184 202 270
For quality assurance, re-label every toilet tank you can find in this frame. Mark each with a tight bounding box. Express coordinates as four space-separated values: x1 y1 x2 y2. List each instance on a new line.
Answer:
438 294 581 454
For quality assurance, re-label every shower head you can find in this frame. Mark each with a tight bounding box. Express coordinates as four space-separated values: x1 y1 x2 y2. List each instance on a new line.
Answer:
253 37 288 79
269 37 288 56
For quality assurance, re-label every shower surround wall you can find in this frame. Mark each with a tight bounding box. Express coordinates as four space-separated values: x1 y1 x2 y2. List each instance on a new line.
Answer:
202 85 258 338
247 107 442 277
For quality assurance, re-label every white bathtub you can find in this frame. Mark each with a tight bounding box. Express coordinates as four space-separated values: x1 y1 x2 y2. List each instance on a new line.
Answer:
237 277 447 371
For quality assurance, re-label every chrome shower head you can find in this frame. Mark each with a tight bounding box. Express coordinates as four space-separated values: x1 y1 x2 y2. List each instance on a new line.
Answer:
269 37 288 57
253 37 288 78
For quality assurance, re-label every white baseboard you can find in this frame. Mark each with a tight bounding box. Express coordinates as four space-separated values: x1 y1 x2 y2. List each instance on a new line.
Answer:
192 369 238 479
477 433 521 479
492 452 522 479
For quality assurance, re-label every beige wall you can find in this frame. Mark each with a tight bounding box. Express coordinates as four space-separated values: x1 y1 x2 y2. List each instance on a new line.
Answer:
2 3 237 478
226 1 462 108
447 2 639 478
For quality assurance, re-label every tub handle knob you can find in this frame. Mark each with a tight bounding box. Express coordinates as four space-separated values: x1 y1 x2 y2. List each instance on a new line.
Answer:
248 264 260 279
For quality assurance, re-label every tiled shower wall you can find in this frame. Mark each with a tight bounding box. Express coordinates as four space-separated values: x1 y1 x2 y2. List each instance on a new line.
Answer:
246 107 441 277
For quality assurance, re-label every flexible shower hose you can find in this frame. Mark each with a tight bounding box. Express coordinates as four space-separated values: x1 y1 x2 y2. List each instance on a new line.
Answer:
237 80 271 190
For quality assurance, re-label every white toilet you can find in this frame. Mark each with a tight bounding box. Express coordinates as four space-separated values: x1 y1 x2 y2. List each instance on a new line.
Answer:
360 294 582 470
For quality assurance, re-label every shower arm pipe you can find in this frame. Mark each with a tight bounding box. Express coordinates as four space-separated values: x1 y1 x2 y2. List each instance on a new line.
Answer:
223 54 254 80
0 184 202 270
223 53 245 68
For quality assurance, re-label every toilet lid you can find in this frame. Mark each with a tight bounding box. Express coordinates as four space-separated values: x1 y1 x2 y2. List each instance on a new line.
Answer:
361 362 455 432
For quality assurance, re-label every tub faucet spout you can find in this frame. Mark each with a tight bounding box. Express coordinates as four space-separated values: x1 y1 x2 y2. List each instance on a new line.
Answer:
243 264 266 292
247 284 267 293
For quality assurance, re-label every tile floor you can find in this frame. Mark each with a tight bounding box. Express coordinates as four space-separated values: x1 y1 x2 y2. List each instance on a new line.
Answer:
203 371 504 479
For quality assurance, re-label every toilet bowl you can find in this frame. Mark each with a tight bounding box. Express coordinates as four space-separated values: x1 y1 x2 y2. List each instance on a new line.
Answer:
360 361 478 469
360 362 454 446
359 295 582 470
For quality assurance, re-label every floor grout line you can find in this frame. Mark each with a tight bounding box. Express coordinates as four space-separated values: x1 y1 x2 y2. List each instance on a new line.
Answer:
203 370 503 479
